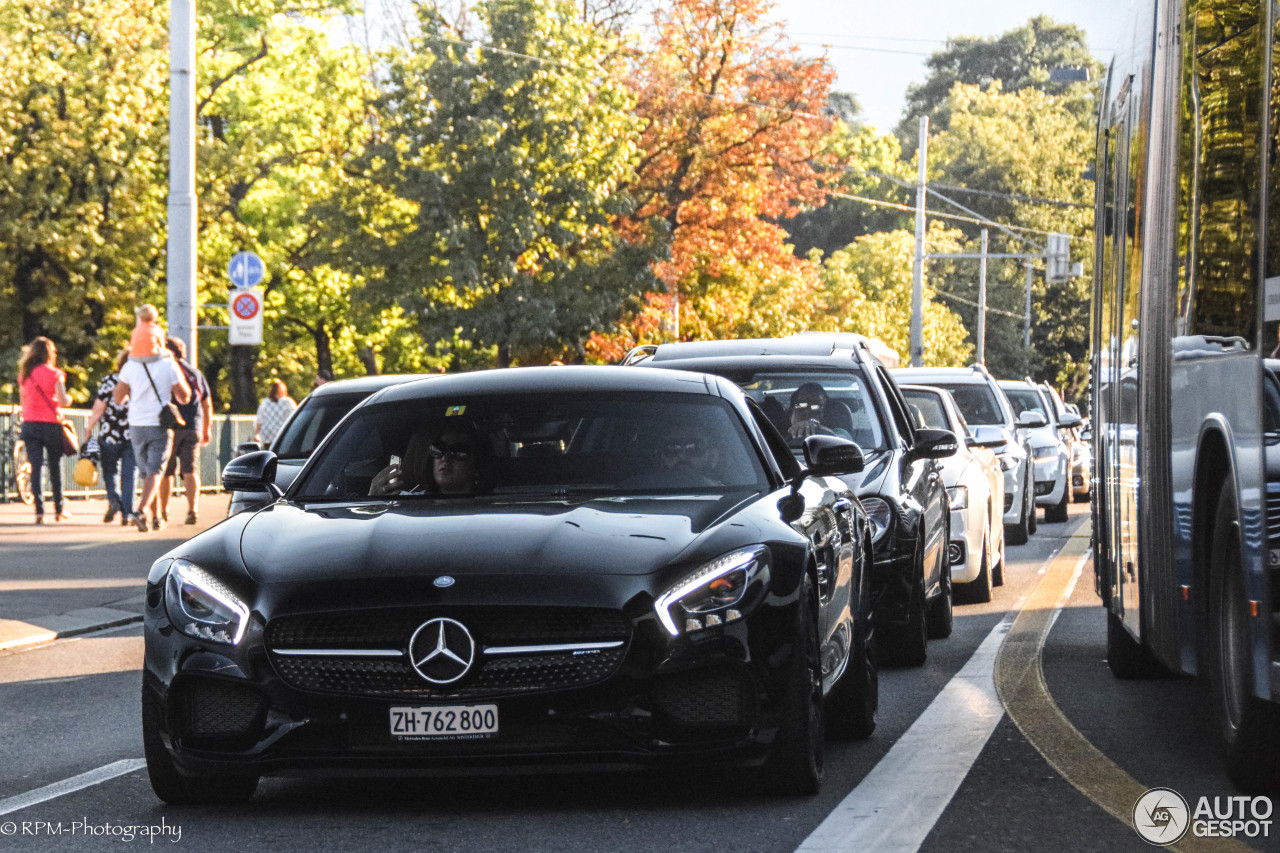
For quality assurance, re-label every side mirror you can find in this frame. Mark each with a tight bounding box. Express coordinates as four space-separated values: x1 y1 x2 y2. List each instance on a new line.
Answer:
1057 412 1083 429
1018 411 1048 429
803 434 865 476
967 425 1009 449
222 450 282 498
910 428 958 461
232 441 262 459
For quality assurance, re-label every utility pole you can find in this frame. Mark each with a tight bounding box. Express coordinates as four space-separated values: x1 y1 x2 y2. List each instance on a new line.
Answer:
977 229 988 364
910 116 928 367
168 0 198 367
1024 261 1034 347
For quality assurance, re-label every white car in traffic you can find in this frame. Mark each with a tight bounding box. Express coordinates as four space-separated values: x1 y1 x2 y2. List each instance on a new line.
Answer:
900 384 1007 603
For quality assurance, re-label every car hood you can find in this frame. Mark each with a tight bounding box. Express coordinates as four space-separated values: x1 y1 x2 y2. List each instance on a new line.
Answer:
237 494 762 584
832 448 892 497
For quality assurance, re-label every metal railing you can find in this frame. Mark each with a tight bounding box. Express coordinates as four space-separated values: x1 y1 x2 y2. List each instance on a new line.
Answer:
1 404 256 502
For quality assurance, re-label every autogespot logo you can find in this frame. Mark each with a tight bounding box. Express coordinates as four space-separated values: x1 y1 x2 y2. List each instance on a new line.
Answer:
408 618 476 685
1133 788 1190 846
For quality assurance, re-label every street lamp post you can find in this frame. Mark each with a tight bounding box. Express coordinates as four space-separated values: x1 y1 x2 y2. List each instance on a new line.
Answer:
168 0 198 367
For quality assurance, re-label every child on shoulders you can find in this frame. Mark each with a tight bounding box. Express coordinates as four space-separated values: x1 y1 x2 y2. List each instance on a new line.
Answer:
129 304 168 363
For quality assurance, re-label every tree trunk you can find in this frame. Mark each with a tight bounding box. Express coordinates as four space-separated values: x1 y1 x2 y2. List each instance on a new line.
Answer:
313 322 332 377
497 343 512 368
229 346 258 413
356 346 379 376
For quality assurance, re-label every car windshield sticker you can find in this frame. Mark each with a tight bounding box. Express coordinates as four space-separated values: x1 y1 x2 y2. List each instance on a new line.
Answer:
446 405 467 417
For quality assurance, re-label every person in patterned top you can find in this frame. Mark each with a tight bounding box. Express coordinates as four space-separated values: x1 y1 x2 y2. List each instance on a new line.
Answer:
254 379 296 447
85 349 136 524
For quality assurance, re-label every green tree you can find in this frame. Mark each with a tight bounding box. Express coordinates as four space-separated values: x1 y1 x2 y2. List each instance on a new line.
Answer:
927 83 1094 391
0 0 169 400
349 0 660 368
898 16 1100 152
806 226 972 367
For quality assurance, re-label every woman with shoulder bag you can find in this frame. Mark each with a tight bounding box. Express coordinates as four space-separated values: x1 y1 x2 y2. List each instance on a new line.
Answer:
18 336 72 524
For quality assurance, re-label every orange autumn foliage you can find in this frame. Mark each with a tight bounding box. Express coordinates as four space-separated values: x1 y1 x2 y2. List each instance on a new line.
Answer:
589 0 835 361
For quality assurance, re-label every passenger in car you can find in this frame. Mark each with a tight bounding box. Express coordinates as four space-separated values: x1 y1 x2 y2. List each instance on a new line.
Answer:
786 382 853 441
369 423 490 496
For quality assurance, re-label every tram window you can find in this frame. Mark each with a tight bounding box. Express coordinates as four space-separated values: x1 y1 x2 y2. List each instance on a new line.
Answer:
1179 0 1263 343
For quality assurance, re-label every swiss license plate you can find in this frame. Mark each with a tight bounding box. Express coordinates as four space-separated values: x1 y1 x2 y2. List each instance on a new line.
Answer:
1270 549 1280 569
389 704 498 741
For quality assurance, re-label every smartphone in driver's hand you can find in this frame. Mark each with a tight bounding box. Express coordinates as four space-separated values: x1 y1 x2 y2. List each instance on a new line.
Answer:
389 455 401 468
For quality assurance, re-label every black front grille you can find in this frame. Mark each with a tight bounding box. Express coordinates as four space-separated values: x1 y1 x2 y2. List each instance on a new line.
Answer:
267 606 632 700
1267 486 1280 545
268 606 629 648
1004 492 1015 512
651 667 758 728
171 677 267 750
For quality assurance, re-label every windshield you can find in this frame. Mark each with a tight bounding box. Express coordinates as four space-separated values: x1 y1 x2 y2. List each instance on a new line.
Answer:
732 370 886 451
930 383 1006 427
271 392 370 460
1002 388 1049 421
291 391 770 501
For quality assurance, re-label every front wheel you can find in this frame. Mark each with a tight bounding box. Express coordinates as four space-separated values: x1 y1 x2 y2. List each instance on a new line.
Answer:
927 545 953 639
1046 481 1069 523
828 561 877 740
956 535 992 604
879 548 928 667
142 684 259 805
1208 476 1280 793
1026 473 1038 535
1006 475 1031 546
761 573 824 794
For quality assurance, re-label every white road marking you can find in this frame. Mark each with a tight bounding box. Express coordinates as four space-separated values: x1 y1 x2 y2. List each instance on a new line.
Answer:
0 760 145 816
796 616 1013 853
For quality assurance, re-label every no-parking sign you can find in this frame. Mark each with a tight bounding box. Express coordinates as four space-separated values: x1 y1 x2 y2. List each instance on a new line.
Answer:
229 288 263 345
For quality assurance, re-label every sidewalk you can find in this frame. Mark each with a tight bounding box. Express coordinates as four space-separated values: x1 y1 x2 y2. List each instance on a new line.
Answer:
0 491 233 653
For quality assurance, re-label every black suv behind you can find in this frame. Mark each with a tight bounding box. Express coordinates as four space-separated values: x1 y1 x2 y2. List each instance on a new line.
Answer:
625 333 956 665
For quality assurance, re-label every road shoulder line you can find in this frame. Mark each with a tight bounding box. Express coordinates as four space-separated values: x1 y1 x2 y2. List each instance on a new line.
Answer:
993 522 1250 853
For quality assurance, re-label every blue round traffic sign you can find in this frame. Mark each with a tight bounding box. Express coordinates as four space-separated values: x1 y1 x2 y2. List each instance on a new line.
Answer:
227 251 265 289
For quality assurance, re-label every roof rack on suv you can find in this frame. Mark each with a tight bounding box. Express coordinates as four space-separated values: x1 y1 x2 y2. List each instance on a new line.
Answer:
621 344 659 366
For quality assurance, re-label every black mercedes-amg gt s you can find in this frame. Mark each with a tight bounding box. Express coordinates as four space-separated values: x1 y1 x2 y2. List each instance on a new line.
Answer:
143 366 875 802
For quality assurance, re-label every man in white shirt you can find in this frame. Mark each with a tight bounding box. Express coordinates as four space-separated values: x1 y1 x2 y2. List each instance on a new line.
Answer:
114 356 192 532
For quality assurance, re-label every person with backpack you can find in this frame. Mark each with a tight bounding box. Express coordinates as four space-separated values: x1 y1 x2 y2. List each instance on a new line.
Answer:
158 337 212 526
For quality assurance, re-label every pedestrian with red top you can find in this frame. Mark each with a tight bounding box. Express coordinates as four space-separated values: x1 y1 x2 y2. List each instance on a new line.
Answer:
18 336 72 524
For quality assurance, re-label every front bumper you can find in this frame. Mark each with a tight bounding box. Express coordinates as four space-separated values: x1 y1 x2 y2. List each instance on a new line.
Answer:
1033 457 1068 507
948 505 985 584
144 595 803 778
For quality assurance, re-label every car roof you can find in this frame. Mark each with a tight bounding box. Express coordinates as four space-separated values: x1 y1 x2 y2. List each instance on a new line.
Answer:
373 365 722 404
307 374 431 397
996 379 1037 389
892 366 992 384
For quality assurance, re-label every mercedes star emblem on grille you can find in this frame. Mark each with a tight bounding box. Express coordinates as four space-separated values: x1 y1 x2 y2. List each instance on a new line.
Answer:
408 618 476 684
433 576 456 588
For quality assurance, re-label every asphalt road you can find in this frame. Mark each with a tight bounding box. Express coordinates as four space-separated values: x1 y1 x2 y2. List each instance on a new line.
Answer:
0 500 1274 852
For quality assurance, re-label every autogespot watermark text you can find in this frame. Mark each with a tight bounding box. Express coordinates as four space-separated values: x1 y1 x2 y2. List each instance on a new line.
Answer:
1133 787 1273 845
0 818 182 843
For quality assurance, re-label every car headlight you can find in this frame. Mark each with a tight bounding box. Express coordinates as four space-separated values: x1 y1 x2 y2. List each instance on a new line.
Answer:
947 485 968 510
1032 445 1057 463
655 547 769 636
997 451 1019 471
164 559 250 645
861 497 893 544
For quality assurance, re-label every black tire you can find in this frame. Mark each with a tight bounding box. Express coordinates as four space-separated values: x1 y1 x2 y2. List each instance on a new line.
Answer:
927 545 953 639
1046 482 1069 523
142 684 259 805
879 548 928 667
827 559 877 740
1027 473 1038 535
992 526 1005 587
1104 608 1165 679
761 573 824 794
956 535 992 604
1207 476 1280 793
1006 473 1031 546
